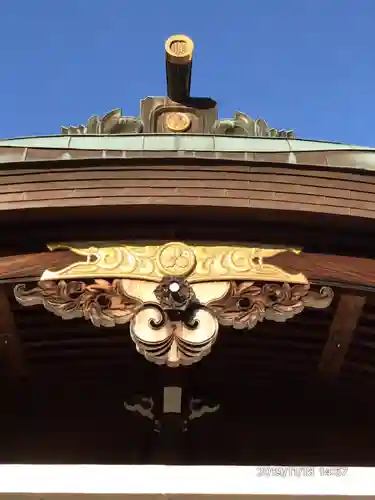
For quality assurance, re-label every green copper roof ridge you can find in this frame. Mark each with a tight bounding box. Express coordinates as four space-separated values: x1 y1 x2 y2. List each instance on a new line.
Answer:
0 133 373 151
0 132 368 147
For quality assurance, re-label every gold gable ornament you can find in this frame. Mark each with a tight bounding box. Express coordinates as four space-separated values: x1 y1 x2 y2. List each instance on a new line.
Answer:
40 242 307 283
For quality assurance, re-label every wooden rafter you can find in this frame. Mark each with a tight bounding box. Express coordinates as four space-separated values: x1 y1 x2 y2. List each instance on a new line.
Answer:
0 285 27 378
318 294 366 380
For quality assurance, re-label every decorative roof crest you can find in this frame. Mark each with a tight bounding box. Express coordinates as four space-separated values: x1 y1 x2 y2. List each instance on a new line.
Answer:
61 108 143 135
61 35 294 138
212 112 295 138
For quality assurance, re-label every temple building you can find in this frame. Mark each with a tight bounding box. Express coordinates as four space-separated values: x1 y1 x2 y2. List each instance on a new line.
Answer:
0 34 375 497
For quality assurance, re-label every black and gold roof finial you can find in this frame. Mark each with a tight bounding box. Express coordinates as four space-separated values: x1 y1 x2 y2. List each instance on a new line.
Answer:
165 34 194 102
61 34 294 138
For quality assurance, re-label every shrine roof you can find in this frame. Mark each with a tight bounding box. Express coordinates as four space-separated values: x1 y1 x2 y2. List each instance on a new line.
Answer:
0 134 374 173
0 34 370 170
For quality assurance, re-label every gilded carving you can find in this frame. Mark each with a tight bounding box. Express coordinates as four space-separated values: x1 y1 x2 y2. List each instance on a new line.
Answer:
14 241 334 367
212 112 295 138
165 112 191 132
165 34 194 64
156 242 196 276
41 243 307 284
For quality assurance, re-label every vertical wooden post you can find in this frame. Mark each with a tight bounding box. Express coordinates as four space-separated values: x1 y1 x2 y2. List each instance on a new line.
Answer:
318 294 365 379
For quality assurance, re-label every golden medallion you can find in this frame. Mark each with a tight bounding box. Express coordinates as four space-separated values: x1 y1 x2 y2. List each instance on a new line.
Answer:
165 112 191 132
156 242 196 277
165 34 194 64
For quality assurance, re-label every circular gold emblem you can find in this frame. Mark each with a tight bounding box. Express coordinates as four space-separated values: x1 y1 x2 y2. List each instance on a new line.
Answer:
165 112 191 132
169 39 187 57
157 242 196 277
165 34 194 64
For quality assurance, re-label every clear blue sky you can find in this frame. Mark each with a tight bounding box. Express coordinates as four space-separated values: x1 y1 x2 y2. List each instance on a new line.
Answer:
0 0 374 145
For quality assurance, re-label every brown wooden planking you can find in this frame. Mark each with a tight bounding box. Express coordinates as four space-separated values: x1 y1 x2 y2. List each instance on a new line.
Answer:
1 163 374 181
1 168 375 193
0 252 83 279
0 198 361 222
0 177 361 194
2 161 374 182
0 189 370 210
2 250 375 290
1 186 375 208
0 161 375 185
0 160 374 218
1 179 375 202
0 160 375 257
269 252 375 288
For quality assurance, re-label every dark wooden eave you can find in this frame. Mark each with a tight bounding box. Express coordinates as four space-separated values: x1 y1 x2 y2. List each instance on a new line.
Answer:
0 154 374 224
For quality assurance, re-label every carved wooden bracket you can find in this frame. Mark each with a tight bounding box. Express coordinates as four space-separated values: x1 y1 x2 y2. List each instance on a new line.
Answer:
124 392 220 432
13 242 333 367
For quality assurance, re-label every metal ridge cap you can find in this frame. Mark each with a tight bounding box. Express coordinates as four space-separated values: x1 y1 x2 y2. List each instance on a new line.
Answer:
0 134 373 152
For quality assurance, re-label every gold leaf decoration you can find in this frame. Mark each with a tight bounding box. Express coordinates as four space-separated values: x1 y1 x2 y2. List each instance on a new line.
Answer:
41 242 307 285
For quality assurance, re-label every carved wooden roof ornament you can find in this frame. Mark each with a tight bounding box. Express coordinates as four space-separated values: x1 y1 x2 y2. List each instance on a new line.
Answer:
211 112 295 138
61 35 294 138
14 242 333 367
61 109 143 135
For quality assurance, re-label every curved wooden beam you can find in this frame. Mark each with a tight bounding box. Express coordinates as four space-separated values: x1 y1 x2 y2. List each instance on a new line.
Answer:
269 252 375 290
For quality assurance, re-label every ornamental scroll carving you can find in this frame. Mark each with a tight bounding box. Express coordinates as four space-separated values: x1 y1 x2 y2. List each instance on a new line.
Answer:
212 112 295 138
14 242 333 367
61 108 143 135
